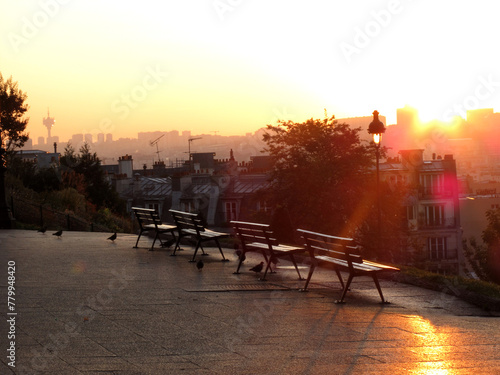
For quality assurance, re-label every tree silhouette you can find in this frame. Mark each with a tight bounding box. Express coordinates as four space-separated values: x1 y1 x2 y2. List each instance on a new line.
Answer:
0 74 29 154
262 116 373 238
60 143 125 215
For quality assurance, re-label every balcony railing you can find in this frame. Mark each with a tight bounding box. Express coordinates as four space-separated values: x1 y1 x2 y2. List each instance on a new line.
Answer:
418 218 457 229
418 186 453 198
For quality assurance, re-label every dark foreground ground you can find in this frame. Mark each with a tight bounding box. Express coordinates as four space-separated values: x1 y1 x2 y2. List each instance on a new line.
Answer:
1 229 499 374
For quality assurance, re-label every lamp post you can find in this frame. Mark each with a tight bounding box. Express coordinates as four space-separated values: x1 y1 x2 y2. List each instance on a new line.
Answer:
368 110 385 259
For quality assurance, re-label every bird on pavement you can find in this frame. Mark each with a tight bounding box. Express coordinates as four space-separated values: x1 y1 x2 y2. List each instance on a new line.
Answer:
53 230 63 237
107 232 117 242
37 226 47 234
161 238 176 248
196 259 204 271
249 261 264 273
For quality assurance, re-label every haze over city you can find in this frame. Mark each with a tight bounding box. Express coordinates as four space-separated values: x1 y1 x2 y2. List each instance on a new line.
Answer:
2 1 500 142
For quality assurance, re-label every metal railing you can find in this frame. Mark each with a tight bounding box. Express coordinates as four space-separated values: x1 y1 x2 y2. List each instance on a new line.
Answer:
8 196 119 232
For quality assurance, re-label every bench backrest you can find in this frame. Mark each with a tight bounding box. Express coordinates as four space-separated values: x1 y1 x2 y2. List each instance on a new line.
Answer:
230 221 280 249
132 207 162 228
169 209 206 233
297 229 363 267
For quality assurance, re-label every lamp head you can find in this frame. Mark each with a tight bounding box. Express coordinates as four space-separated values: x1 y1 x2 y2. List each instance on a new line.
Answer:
368 110 386 146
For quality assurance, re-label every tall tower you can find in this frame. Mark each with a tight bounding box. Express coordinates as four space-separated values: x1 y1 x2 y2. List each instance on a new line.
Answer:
43 109 55 140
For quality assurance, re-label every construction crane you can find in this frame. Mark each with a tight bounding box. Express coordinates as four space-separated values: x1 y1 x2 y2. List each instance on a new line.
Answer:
150 134 164 162
188 137 202 156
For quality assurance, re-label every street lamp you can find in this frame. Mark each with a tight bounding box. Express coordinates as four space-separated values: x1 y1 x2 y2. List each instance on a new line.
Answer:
368 110 385 259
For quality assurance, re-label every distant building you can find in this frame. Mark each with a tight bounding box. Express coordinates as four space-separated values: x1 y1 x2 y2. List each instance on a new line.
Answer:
22 138 33 150
460 195 500 245
396 105 419 128
71 134 84 145
84 134 93 144
16 149 60 169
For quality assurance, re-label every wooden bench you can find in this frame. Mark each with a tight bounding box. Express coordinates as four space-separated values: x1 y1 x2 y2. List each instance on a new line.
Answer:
297 229 400 303
169 209 230 262
231 221 311 282
132 207 177 251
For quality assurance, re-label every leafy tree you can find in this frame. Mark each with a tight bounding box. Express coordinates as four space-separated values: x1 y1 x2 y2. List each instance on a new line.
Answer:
60 142 126 215
0 74 29 154
262 116 374 239
464 208 500 284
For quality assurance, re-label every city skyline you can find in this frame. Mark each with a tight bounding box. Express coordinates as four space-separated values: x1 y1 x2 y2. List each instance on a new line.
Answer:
2 1 500 142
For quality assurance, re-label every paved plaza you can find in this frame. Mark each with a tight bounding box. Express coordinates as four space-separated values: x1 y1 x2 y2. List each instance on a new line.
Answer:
1 229 500 374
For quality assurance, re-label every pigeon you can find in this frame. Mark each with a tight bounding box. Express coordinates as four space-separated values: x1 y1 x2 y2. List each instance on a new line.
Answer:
161 238 176 248
53 230 63 237
196 259 204 271
249 261 264 273
37 226 47 234
107 232 117 242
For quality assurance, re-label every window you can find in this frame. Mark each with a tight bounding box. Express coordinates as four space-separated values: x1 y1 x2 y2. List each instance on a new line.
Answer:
406 205 415 220
225 202 237 222
182 201 193 212
425 205 445 226
428 237 447 260
258 200 270 213
420 173 443 195
148 203 159 213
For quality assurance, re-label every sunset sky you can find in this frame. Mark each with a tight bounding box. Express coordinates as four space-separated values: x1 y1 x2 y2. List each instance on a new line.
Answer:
2 0 500 143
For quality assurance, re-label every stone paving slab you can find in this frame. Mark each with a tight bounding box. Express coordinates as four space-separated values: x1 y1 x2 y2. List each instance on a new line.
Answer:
0 229 500 374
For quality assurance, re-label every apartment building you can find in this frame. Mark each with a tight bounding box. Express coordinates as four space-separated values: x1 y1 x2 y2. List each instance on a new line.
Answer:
381 149 463 275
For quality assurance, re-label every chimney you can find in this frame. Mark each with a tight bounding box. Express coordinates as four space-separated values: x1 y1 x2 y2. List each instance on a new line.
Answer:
53 142 57 153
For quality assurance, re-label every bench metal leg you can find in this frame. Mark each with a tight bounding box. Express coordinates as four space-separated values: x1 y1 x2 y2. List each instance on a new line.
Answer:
372 274 389 303
300 262 316 292
189 240 202 262
261 259 272 281
214 239 229 262
171 235 183 256
134 230 144 248
200 243 208 255
334 267 345 290
233 252 245 274
289 255 303 280
337 274 354 304
151 232 160 251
